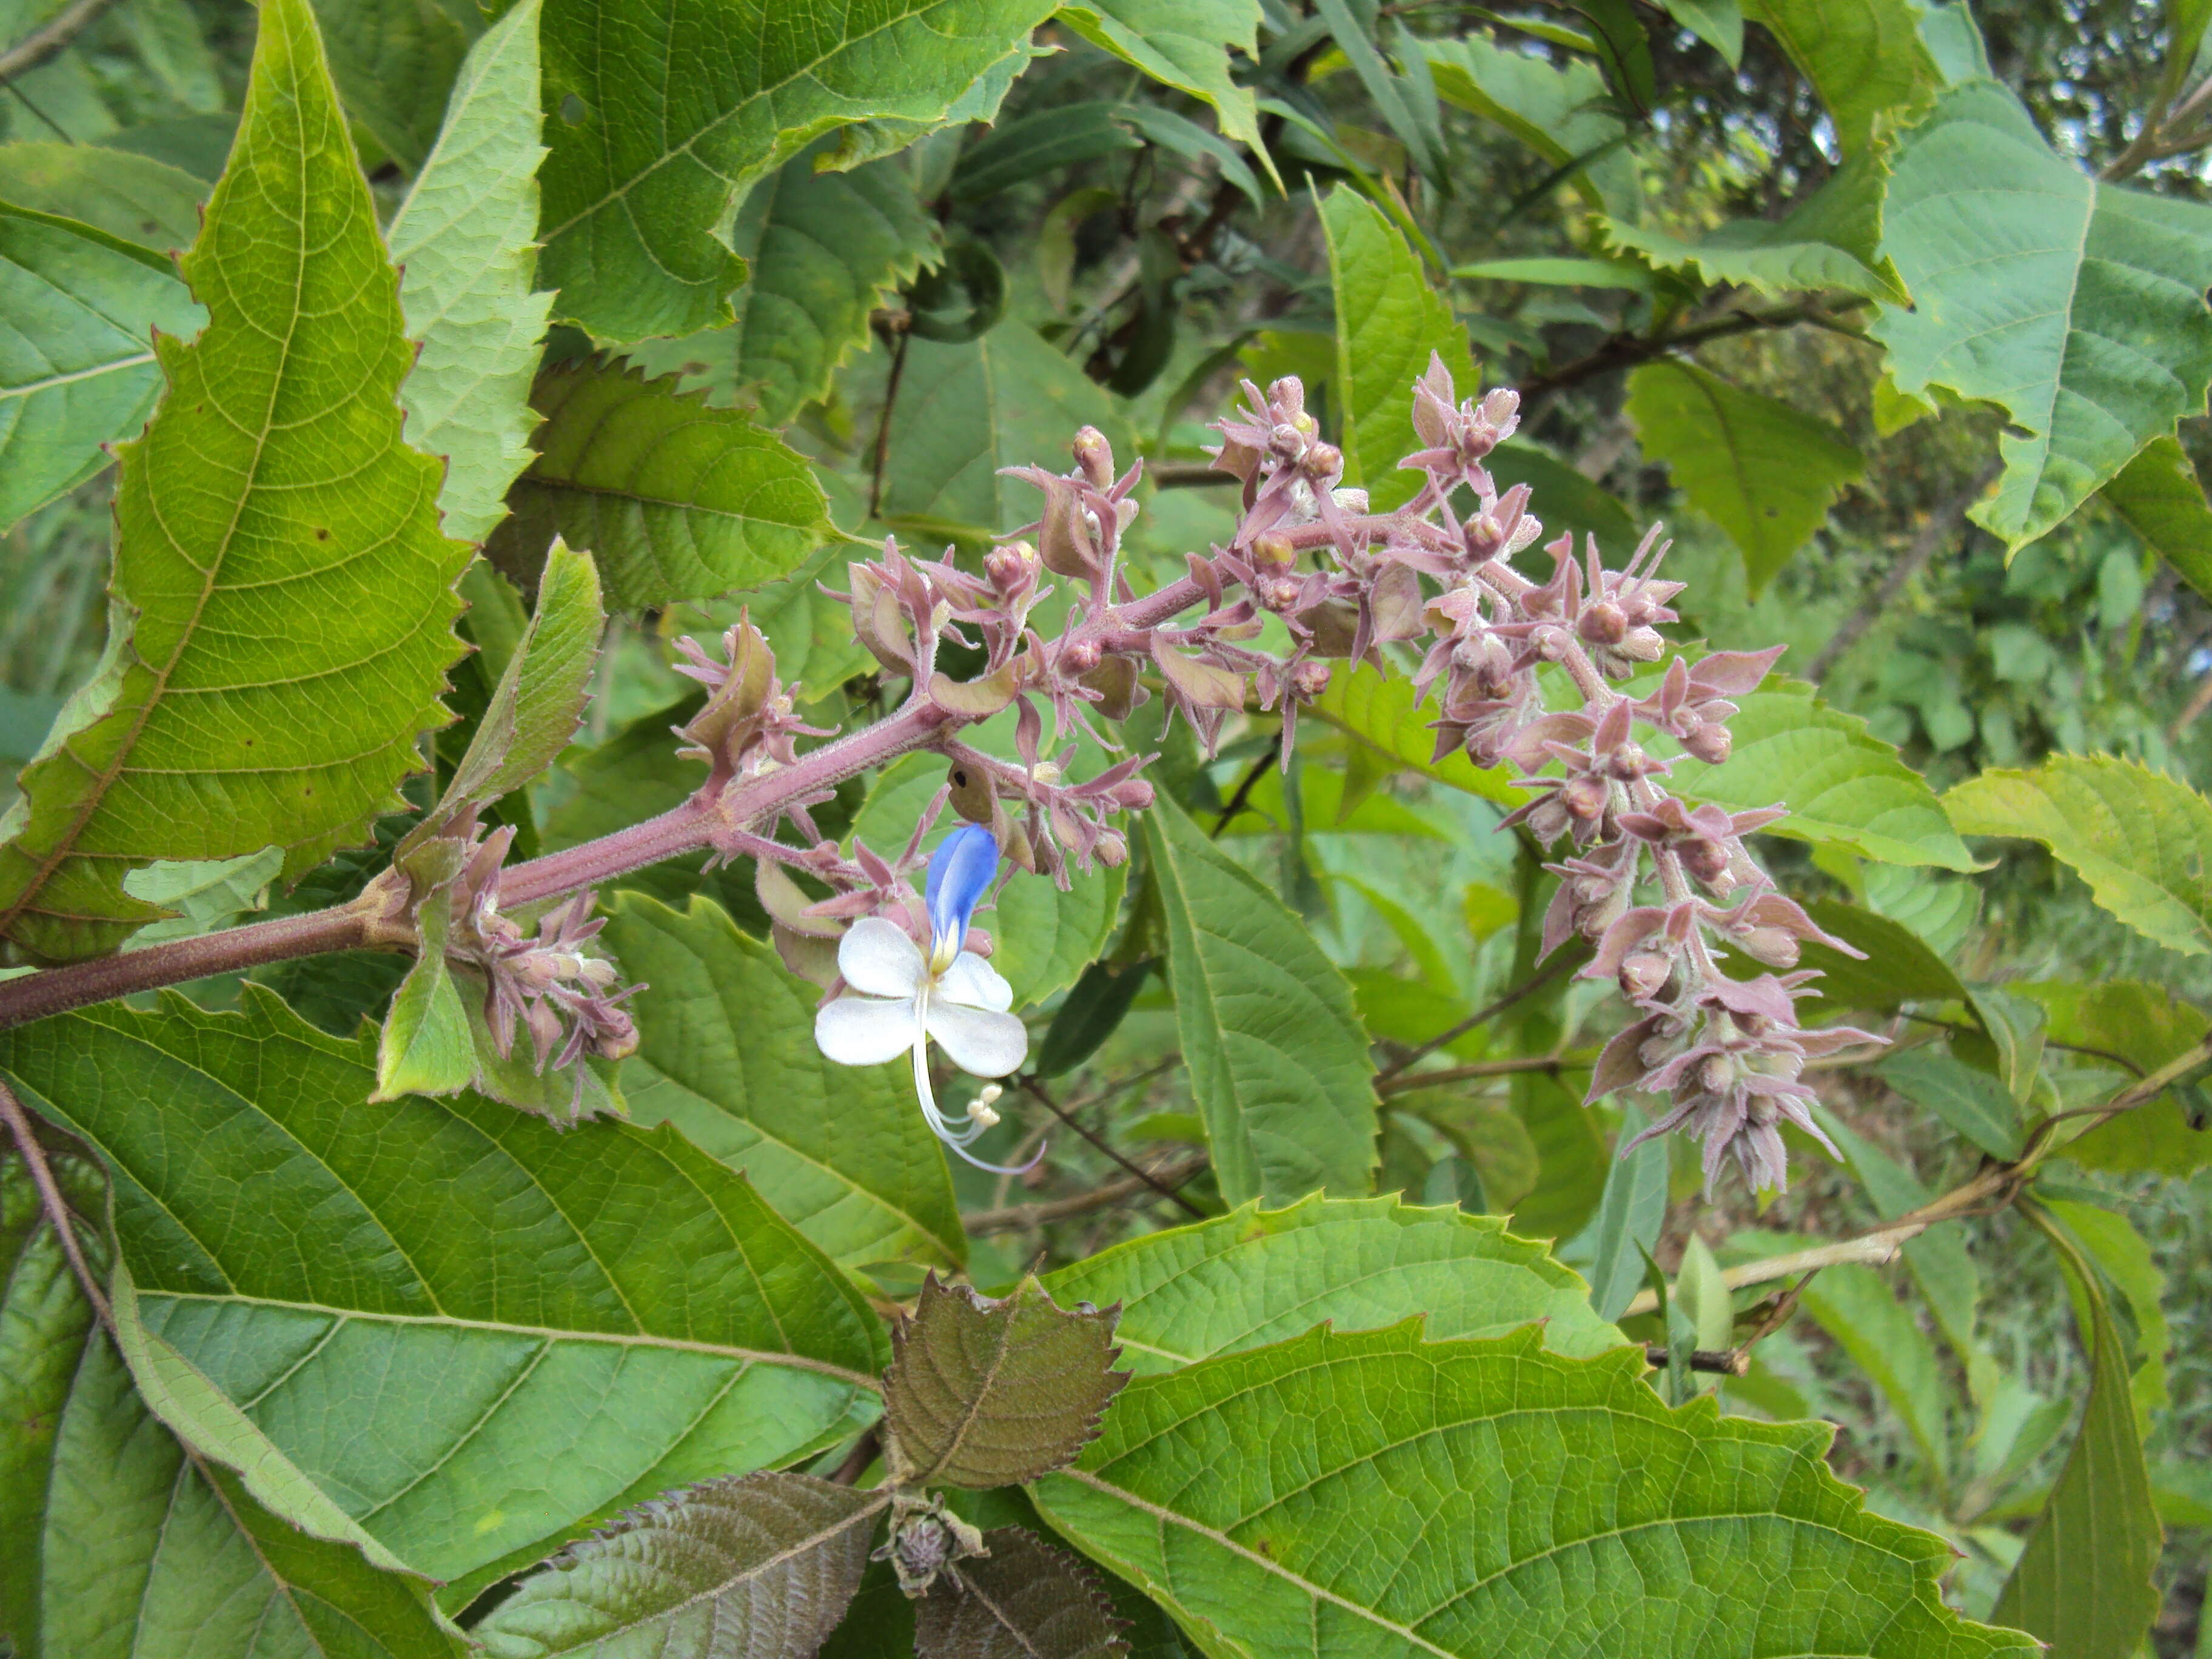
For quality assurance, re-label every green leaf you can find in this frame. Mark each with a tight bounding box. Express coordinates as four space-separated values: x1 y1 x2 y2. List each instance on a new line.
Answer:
1142 794 1379 1207
1031 1322 2037 1658
2099 432 2212 605
0 1164 467 1658
1662 0 1743 65
418 538 603 842
1604 150 1906 303
1059 0 1267 162
1795 1261 1955 1475
0 987 887 1598
1945 754 2212 955
2017 980 2212 1176
1042 1193 1624 1372
1421 35 1637 218
0 0 473 964
629 142 939 426
388 0 555 546
1306 663 1516 804
604 893 968 1270
2043 1198 2170 1422
119 845 285 947
1667 679 1979 870
475 1473 885 1659
0 202 204 532
917 1526 1129 1659
307 0 478 173
1506 1069 1609 1244
486 358 830 609
884 1275 1129 1489
1990 1227 2162 1659
1740 0 1941 156
374 885 477 1101
0 141 210 252
1879 1048 2025 1161
1871 81 2212 551
1789 897 1970 1014
1582 1113 1669 1324
881 323 1137 539
536 0 1056 342
1319 188 1476 512
1624 360 1863 595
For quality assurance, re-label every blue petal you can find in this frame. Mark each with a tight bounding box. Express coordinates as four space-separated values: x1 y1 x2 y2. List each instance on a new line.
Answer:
926 823 999 956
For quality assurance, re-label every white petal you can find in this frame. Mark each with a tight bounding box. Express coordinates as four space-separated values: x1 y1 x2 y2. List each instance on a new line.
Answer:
936 951 1013 1013
814 995 917 1067
925 996 1028 1078
838 917 923 999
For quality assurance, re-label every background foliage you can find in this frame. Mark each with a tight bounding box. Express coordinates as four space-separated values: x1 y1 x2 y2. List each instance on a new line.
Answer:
6 0 2212 1652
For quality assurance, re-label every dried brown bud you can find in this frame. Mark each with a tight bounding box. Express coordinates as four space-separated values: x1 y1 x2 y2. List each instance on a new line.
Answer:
948 759 995 824
1082 654 1142 720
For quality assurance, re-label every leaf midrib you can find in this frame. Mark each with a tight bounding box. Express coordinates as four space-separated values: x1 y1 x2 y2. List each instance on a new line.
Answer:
145 1290 882 1388
0 351 158 400
0 21 317 941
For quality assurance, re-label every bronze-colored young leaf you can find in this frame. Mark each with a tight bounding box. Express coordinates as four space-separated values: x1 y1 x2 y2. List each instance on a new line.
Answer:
474 1472 886 1659
885 1275 1128 1490
917 1527 1128 1659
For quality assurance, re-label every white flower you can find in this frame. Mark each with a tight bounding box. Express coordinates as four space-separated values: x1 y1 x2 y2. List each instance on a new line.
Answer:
814 915 1032 1169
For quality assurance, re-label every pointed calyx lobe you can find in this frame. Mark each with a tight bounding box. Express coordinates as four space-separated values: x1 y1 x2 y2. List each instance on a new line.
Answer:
884 1274 1129 1490
0 0 471 963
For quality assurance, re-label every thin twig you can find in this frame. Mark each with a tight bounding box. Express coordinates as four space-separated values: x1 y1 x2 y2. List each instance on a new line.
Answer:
1019 1076 1205 1217
1621 1032 2212 1317
0 0 120 82
828 1425 882 1487
1643 1345 1750 1376
0 1077 109 1324
1518 301 1866 403
1374 955 1574 1082
963 1151 1209 1235
1211 733 1284 837
1805 459 2000 684
1729 1267 1819 1361
1376 1054 1579 1095
869 323 913 521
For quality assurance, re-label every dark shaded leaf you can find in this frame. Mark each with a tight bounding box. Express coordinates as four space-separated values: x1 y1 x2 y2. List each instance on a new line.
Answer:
919 1527 1127 1659
885 1275 1128 1489
477 1473 885 1659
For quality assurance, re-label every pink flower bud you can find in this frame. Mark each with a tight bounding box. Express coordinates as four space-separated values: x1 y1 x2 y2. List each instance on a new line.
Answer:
1682 722 1733 765
1290 659 1333 699
1073 426 1115 489
1577 599 1628 646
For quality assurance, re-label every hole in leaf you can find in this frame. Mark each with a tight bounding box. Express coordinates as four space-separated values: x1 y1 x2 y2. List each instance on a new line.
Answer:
560 93 588 125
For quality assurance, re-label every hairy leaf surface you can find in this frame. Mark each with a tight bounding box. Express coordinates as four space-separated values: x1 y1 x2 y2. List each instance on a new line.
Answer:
535 0 1056 341
1945 754 2212 954
1873 80 2212 549
0 203 204 532
885 1275 1128 1489
476 1473 884 1659
1032 1322 2039 1658
606 893 968 1270
1143 796 1379 1207
389 0 554 545
1626 360 1863 595
1320 189 1476 512
0 1162 466 1659
916 1526 1128 1659
1045 1195 1621 1370
1668 680 1979 869
488 359 829 608
0 988 887 1599
0 0 472 962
